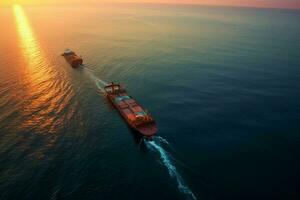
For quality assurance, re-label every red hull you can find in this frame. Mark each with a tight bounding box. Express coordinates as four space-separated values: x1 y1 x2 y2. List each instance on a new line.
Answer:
105 84 157 137
62 49 83 68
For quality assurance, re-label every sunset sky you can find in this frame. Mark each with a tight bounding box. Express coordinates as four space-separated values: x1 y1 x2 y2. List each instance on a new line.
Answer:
1 0 300 9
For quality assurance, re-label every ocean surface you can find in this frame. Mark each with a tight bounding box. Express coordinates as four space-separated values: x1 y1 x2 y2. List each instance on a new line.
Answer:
0 3 300 200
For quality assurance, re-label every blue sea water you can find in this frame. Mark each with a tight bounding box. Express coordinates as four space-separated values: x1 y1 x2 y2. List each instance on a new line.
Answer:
0 3 300 200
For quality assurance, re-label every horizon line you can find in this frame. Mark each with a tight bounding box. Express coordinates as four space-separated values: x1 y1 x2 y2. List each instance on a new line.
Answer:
123 2 300 10
1 2 300 11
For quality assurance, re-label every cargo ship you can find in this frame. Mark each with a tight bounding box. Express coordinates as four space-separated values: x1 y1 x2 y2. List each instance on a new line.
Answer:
104 83 157 137
61 49 83 68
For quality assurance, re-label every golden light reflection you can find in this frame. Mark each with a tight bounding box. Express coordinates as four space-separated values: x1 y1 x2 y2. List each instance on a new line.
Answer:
14 4 44 72
13 4 70 135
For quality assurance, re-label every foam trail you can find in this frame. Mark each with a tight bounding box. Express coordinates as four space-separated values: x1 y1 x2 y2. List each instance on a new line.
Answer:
87 71 108 86
145 138 197 200
94 76 108 87
83 68 108 92
82 66 94 72
95 81 105 93
156 136 170 145
155 136 179 157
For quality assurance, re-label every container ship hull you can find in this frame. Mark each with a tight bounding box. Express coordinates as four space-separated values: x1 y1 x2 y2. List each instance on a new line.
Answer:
105 83 157 137
61 49 83 68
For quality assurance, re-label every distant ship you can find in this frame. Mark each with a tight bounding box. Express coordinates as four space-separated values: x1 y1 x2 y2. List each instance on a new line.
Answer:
104 83 157 137
61 49 83 68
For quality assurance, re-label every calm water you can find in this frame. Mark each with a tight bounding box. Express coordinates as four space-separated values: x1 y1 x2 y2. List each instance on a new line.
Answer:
0 3 300 200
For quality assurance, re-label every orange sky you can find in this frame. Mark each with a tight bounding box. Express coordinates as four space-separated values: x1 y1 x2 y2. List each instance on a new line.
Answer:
1 0 300 9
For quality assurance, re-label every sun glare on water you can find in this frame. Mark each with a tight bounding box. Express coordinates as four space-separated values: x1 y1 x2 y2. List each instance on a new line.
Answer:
13 4 53 95
13 4 70 134
13 4 43 71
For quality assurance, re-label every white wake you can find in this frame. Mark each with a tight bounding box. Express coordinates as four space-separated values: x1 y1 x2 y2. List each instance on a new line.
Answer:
145 137 197 200
82 66 108 92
